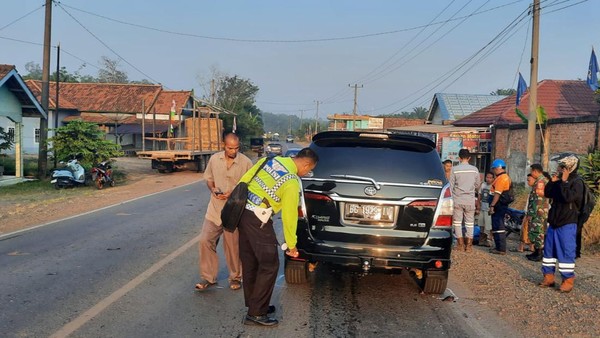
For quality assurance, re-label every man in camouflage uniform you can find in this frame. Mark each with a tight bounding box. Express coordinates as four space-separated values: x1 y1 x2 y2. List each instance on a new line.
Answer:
526 164 549 261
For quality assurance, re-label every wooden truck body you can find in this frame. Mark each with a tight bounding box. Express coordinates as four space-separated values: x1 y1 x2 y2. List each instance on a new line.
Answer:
137 115 223 173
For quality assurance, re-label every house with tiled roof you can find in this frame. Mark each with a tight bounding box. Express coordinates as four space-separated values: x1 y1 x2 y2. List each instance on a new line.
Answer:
427 93 507 124
0 64 46 179
454 80 600 182
25 80 195 150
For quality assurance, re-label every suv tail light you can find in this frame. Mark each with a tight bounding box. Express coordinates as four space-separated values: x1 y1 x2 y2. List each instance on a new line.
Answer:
299 192 333 218
433 184 453 228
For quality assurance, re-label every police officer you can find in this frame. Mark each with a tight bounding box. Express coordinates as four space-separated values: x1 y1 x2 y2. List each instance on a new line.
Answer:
238 148 318 327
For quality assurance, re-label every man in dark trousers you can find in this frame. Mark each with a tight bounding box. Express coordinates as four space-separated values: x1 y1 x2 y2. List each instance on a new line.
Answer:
539 154 584 292
488 158 512 255
237 148 318 326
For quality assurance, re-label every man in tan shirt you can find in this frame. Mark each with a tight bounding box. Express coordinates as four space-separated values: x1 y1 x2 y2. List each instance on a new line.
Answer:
195 133 253 291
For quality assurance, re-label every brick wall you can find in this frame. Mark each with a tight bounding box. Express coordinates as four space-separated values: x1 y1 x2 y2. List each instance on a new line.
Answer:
383 118 426 129
494 121 598 183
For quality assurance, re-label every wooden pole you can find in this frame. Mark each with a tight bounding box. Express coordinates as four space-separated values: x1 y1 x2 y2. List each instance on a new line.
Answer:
526 0 540 172
141 99 145 152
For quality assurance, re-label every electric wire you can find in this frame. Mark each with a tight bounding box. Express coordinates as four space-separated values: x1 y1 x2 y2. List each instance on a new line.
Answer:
0 3 45 32
56 2 162 85
57 1 525 44
544 0 588 14
361 0 481 86
511 15 531 89
369 7 530 114
319 0 519 106
352 0 457 85
388 11 531 114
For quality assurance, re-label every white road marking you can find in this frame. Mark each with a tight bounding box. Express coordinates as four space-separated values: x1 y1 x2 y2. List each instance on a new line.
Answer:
0 180 202 241
50 232 203 338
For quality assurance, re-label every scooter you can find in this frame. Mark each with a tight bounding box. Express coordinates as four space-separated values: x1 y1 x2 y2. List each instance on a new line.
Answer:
91 161 115 190
504 207 525 238
51 158 86 189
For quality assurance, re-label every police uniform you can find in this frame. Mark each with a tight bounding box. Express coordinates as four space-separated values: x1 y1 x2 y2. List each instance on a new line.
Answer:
237 156 300 317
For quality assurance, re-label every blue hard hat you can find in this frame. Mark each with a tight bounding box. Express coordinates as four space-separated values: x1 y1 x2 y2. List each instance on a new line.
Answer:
491 159 506 169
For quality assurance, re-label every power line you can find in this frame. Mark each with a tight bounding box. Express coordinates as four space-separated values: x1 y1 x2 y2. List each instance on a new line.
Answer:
318 1 523 106
353 0 458 85
388 10 531 114
367 7 530 115
0 3 45 31
57 1 525 44
363 0 491 86
56 2 163 85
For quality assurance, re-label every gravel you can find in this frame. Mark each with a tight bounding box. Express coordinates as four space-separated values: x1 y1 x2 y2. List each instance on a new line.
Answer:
451 236 600 337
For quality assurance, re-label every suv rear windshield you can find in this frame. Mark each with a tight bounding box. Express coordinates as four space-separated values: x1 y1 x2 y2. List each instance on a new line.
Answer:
310 139 444 183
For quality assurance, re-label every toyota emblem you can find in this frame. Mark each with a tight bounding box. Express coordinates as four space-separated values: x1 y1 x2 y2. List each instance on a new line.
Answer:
364 186 377 196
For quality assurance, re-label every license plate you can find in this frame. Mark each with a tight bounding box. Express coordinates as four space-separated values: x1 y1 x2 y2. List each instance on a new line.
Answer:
345 203 394 222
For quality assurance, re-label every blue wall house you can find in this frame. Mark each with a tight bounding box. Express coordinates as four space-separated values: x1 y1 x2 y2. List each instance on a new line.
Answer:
0 65 46 178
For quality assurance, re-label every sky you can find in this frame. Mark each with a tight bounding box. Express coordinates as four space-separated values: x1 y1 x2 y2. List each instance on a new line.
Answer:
1 0 598 120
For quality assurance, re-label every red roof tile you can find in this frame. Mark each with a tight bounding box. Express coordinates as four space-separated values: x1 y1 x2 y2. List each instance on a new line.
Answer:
26 80 161 114
25 80 78 110
0 64 16 79
453 80 599 127
153 90 192 115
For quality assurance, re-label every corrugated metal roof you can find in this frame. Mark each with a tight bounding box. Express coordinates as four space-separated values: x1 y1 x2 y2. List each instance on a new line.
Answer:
429 93 507 121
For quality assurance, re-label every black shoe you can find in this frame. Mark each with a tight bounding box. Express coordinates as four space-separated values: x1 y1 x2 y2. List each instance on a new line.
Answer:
243 315 279 327
267 305 276 314
489 249 506 255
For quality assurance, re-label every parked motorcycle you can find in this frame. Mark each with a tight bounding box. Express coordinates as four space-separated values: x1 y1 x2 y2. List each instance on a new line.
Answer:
51 158 86 189
504 207 525 238
91 161 115 190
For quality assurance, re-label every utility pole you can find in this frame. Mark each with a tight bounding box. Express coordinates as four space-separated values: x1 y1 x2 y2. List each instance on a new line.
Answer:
314 100 320 135
38 0 52 178
53 42 60 169
349 84 363 131
526 0 540 170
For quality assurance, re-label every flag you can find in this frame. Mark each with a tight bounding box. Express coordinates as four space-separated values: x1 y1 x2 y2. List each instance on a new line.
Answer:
516 72 527 106
587 48 599 91
169 100 176 135
232 116 237 133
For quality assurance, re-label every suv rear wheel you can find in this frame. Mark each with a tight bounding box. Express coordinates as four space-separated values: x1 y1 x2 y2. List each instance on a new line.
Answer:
284 259 308 284
421 270 448 294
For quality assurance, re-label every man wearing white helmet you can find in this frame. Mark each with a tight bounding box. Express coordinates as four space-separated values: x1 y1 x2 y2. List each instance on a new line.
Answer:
539 153 584 293
488 158 512 255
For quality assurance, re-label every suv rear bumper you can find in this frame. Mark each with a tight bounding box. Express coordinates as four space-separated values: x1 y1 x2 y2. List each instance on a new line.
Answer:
295 222 452 271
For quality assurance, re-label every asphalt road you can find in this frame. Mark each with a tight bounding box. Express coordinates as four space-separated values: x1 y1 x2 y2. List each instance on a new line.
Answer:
0 179 516 337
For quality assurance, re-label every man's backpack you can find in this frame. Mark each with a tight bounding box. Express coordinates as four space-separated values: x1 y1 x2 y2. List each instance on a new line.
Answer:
577 177 596 226
221 157 271 232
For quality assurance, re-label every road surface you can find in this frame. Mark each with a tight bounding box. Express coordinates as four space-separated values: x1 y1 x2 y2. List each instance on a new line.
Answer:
0 180 518 337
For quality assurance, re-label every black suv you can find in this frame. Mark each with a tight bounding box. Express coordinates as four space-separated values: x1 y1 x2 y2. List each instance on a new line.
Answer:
284 131 453 294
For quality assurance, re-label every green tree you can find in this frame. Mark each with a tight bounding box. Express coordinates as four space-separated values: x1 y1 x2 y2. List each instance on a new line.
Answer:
50 66 81 83
214 75 264 142
49 121 123 168
0 126 13 153
491 88 516 96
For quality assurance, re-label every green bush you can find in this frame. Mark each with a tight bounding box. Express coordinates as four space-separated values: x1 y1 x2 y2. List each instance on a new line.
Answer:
0 157 38 176
579 150 600 194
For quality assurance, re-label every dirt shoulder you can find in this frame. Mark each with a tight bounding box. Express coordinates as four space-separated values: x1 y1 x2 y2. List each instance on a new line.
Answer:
0 157 203 235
